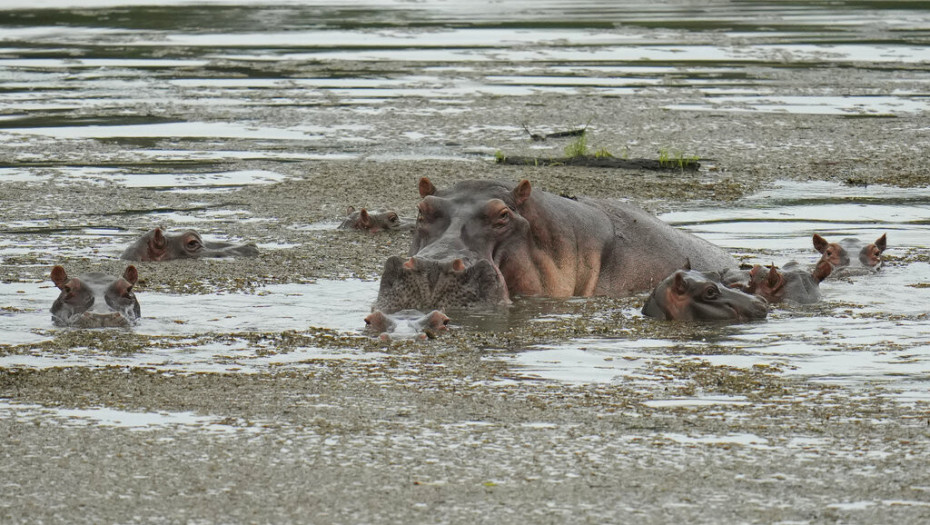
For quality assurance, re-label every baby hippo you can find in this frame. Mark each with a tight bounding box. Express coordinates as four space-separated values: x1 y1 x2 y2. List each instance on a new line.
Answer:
642 269 768 322
364 309 450 341
121 227 258 261
813 233 886 271
745 260 832 305
50 265 141 328
339 206 412 233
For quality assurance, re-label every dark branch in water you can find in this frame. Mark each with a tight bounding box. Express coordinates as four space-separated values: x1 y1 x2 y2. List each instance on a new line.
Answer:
497 155 701 171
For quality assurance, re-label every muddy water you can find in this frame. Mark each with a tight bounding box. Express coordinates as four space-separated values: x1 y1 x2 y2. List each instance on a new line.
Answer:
2 1 930 523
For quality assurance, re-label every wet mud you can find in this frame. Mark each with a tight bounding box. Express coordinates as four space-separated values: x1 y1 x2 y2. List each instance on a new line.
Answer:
2 1 930 523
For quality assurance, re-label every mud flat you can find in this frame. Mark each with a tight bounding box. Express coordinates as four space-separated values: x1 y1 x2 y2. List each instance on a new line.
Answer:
2 1 930 523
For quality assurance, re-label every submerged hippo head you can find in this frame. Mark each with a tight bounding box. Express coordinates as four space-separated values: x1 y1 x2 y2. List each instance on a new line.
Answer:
365 309 450 341
745 260 832 305
121 227 259 262
339 206 412 233
642 270 768 322
813 233 886 270
375 255 507 312
50 265 141 328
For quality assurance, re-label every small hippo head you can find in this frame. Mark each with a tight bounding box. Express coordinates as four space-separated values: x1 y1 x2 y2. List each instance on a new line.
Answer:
375 255 508 312
364 309 450 341
813 233 886 270
121 227 259 261
746 260 832 305
340 206 411 233
642 269 768 322
50 265 141 328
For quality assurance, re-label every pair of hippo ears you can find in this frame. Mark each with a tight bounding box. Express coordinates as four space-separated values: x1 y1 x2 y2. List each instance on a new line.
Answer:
50 265 139 289
418 177 533 206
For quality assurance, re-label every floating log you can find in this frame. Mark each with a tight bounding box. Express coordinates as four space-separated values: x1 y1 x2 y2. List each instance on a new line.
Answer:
496 155 701 171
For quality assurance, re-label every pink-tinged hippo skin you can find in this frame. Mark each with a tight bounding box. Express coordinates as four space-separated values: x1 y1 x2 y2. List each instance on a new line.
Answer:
407 178 737 304
339 206 413 233
642 269 768 322
50 265 141 328
364 309 450 341
375 255 507 312
121 227 259 261
745 260 832 305
812 233 887 271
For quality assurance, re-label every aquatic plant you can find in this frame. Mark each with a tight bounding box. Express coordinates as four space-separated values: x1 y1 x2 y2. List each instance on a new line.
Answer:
563 131 588 158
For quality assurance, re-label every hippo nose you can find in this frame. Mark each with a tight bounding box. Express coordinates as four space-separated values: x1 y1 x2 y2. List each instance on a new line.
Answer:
76 311 131 329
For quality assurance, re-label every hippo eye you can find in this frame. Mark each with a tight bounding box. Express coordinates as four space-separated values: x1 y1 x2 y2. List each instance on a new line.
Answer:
388 214 398 223
494 209 510 227
187 239 201 250
703 285 720 300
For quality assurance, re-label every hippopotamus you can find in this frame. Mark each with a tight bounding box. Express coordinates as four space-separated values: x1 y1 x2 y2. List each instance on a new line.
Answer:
812 233 887 271
382 177 736 310
50 265 141 328
339 206 413 233
374 255 507 312
121 227 259 261
364 309 450 341
642 269 768 322
744 260 832 305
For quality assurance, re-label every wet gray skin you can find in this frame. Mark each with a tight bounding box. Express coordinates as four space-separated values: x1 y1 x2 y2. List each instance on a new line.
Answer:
745 260 833 305
120 227 259 261
812 233 887 272
375 255 508 312
642 269 768 322
411 177 736 303
50 265 141 328
338 206 413 233
364 309 450 341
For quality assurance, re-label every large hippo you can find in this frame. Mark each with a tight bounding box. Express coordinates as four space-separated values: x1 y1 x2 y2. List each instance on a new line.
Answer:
642 269 768 322
121 227 259 261
365 309 450 341
50 265 141 328
378 177 736 310
812 233 886 271
339 206 413 233
744 260 832 305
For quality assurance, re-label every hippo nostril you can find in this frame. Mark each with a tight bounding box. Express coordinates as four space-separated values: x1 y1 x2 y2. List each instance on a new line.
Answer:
451 259 465 272
403 257 417 270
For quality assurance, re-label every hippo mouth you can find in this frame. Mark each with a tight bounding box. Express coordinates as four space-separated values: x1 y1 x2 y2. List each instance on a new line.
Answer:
58 311 135 329
375 255 509 312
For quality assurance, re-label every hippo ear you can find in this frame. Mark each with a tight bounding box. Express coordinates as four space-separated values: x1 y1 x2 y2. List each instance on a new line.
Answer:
672 271 688 295
874 233 887 253
513 179 532 206
51 265 69 289
152 227 166 247
359 208 372 229
419 177 437 198
682 258 692 271
812 260 832 282
345 206 356 216
123 265 139 286
765 265 780 287
812 234 828 254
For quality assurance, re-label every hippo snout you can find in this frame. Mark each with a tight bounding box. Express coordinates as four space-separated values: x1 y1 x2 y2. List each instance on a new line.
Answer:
73 311 132 329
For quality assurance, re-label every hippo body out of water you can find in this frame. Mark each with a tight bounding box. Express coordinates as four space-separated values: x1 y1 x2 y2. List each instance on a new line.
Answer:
339 206 413 233
642 269 768 322
121 227 258 261
813 233 886 273
379 178 736 311
50 265 141 328
364 309 450 341
745 260 832 305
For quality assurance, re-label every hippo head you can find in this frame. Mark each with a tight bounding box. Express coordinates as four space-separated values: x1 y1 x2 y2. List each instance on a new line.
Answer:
746 260 831 305
642 270 768 322
50 265 141 328
121 227 259 261
400 177 539 306
375 255 507 312
857 233 887 268
340 206 410 233
812 234 850 268
365 309 450 341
